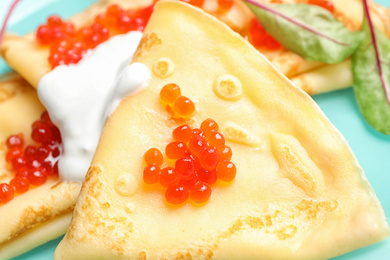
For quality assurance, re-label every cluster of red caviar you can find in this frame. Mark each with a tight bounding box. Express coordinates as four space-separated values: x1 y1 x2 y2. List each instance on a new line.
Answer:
308 0 334 13
160 83 195 118
0 111 62 205
36 3 154 69
143 118 236 205
248 18 282 50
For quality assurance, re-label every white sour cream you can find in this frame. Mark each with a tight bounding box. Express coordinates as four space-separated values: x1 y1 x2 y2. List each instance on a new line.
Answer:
37 31 150 182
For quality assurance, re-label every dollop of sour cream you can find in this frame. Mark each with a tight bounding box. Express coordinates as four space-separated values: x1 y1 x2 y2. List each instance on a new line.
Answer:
37 31 150 182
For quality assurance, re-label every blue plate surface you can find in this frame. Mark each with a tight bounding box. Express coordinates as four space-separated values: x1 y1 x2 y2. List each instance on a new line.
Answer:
0 0 389 259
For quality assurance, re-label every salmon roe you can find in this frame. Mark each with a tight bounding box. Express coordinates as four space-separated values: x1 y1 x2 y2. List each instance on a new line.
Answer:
160 83 195 118
190 181 212 204
308 0 334 13
36 3 155 69
142 117 236 206
165 141 187 159
160 83 181 105
1 111 62 205
172 124 193 142
248 18 282 50
144 148 164 166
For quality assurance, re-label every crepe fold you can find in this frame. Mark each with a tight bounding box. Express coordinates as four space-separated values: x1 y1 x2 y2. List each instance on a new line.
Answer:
0 73 81 259
54 2 389 259
1 0 389 95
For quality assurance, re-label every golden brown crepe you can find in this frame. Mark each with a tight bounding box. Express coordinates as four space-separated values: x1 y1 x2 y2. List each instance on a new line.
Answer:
55 2 389 259
1 0 389 95
0 72 81 259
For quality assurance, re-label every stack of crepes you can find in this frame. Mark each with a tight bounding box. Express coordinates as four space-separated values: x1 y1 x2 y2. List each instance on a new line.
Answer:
0 0 389 259
2 0 390 94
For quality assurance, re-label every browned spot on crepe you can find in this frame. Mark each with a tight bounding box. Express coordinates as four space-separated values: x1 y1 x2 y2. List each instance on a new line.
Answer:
296 199 339 220
3 181 81 243
134 32 162 59
274 224 298 240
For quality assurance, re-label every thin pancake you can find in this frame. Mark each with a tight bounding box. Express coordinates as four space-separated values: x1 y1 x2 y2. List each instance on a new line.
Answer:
55 2 389 259
0 73 81 259
1 0 389 95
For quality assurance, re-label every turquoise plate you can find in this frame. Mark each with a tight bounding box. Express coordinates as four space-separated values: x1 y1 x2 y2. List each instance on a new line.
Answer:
0 1 389 259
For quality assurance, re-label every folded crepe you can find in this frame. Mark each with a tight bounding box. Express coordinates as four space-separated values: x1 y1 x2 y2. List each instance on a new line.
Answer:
55 2 389 259
1 0 389 95
0 72 81 259
0 0 153 89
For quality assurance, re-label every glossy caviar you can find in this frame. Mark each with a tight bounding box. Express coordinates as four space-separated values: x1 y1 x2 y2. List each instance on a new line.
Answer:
0 111 62 205
160 83 195 118
143 119 236 206
36 3 154 69
143 84 235 206
248 18 282 50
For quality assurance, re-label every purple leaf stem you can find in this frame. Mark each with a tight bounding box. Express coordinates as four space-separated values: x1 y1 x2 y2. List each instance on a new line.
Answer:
0 0 22 50
243 0 350 46
363 0 390 105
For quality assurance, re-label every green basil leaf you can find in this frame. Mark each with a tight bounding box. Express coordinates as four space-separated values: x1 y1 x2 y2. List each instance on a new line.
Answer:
244 0 364 64
351 3 390 135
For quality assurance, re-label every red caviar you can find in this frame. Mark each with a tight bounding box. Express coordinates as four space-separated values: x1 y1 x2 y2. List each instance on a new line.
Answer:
1 111 62 205
172 124 193 142
173 96 195 117
175 157 196 179
144 148 164 166
143 115 236 205
160 167 178 188
189 136 208 157
200 118 219 136
160 83 181 104
248 18 282 50
192 128 204 138
10 176 29 193
143 164 161 184
308 0 334 13
165 141 187 159
160 83 196 118
0 183 14 204
190 181 212 203
197 168 218 185
217 160 237 182
219 145 232 161
179 173 199 189
6 133 24 150
207 131 225 150
199 147 219 170
165 184 189 205
36 3 155 69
